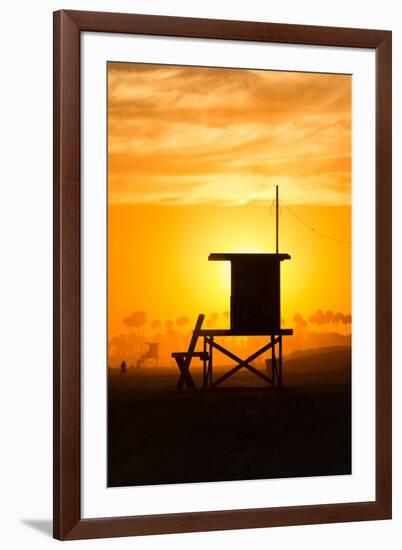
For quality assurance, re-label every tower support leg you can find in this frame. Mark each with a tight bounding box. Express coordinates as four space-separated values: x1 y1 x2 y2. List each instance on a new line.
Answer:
207 336 213 388
271 334 277 386
203 336 207 389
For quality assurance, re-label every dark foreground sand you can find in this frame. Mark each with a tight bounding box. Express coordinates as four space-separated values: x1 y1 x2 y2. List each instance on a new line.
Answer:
108 347 351 487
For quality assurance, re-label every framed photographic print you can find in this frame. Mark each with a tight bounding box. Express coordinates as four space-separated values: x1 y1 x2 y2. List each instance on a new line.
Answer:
53 10 392 540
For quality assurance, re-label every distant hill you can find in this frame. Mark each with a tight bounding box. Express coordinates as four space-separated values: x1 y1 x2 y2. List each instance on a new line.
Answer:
287 345 350 360
281 346 351 386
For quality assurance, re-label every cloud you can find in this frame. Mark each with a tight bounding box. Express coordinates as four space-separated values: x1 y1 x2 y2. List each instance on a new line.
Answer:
108 63 351 206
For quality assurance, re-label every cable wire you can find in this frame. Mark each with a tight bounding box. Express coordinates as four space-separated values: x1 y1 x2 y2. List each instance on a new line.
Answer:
279 200 351 246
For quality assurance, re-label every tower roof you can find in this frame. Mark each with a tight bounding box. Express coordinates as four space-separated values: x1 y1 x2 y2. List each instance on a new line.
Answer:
208 253 290 262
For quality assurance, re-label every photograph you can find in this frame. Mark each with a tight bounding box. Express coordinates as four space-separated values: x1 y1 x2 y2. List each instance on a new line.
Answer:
107 62 352 487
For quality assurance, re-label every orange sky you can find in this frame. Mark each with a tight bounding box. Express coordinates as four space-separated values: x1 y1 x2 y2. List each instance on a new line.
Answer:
108 62 351 341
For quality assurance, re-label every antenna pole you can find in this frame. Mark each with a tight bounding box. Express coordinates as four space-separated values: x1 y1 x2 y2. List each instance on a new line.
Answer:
276 185 279 254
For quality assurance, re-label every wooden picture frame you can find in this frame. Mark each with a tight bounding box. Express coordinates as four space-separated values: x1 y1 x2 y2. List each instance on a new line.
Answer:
53 9 392 540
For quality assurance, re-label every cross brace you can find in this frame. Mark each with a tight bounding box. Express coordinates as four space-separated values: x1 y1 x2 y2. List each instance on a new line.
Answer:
205 336 280 388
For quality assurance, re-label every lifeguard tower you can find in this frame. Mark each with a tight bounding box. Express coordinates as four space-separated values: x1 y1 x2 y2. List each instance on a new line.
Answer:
136 342 159 368
172 186 293 390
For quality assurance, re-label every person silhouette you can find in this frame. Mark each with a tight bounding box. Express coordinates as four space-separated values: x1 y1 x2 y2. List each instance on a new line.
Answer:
120 360 127 377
